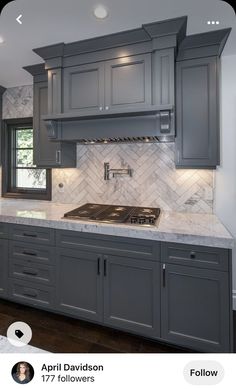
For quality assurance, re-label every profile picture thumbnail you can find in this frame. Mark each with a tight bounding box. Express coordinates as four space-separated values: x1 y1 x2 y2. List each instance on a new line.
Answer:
11 361 34 384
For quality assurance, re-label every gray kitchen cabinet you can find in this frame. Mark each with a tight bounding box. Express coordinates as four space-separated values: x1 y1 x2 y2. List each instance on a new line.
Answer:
161 263 230 352
8 279 55 308
63 62 104 114
0 222 8 239
103 255 160 338
23 64 76 168
175 56 219 168
104 54 152 112
0 86 6 166
34 80 76 167
7 223 56 309
55 248 103 322
0 221 233 352
63 54 152 116
0 239 8 297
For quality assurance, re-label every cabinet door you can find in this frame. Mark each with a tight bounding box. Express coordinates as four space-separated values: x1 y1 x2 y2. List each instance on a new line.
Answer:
34 81 58 167
34 82 76 167
103 255 160 338
0 89 5 166
63 62 104 115
175 57 219 168
104 54 152 112
0 239 8 297
161 264 230 352
56 248 103 322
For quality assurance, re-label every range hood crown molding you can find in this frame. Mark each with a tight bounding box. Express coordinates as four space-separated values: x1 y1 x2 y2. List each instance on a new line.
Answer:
33 16 188 61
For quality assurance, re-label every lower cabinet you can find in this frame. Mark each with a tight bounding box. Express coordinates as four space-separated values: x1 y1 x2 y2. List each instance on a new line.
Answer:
0 239 8 297
103 255 160 337
8 279 55 308
161 264 230 352
1 224 233 352
56 248 103 322
56 249 160 338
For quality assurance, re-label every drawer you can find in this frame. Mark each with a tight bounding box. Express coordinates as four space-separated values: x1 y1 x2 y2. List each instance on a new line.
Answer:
9 224 55 246
8 279 55 308
56 230 160 261
0 223 8 239
161 242 229 271
9 241 55 265
9 259 55 286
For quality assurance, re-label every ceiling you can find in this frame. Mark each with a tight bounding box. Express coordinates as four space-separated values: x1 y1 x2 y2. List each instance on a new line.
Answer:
0 0 235 87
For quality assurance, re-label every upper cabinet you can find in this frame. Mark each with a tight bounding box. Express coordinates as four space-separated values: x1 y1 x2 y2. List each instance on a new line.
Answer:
0 86 6 166
64 62 104 115
23 17 231 168
175 29 231 168
64 54 152 115
33 16 188 121
24 65 76 168
175 56 219 168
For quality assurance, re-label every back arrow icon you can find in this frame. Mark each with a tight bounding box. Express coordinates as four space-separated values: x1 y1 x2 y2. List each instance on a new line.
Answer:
16 14 22 25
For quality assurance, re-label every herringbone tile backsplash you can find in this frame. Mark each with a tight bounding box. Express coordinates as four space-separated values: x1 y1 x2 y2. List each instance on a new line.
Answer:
2 85 214 213
52 143 214 213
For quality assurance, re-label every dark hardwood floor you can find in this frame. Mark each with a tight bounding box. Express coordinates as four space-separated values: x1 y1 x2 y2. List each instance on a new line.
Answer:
0 299 235 353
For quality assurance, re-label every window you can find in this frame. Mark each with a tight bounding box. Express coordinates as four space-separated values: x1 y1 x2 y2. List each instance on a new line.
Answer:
2 118 51 200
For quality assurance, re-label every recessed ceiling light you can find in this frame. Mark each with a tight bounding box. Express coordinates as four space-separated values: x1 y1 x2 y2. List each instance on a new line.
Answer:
93 4 109 20
0 36 5 44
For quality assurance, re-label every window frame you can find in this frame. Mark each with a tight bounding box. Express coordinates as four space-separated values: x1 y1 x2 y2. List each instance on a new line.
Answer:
1 118 51 200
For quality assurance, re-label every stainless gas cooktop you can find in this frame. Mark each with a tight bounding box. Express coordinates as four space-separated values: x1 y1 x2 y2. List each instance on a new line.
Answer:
63 203 161 226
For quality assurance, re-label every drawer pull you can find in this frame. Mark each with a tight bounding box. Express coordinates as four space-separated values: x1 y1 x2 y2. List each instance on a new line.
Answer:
97 257 100 275
22 268 38 276
104 256 107 276
162 264 166 287
23 233 37 238
190 251 196 259
23 289 38 298
23 251 37 256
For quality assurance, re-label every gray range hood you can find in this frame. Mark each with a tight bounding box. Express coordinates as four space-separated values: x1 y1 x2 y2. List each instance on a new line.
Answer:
30 16 187 145
43 108 174 144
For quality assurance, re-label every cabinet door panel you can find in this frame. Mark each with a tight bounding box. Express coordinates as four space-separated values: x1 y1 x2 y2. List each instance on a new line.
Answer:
161 264 230 352
56 248 103 322
63 63 104 114
34 81 58 167
0 239 8 297
104 255 160 338
175 57 218 167
105 54 152 111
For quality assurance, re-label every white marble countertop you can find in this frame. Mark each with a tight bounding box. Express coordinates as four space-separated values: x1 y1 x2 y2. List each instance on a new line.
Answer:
0 199 234 249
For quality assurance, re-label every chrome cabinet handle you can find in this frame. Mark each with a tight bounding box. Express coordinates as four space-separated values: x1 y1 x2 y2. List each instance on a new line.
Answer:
23 251 37 256
190 251 196 259
105 106 109 110
23 233 37 238
103 255 108 276
97 257 101 275
23 289 38 298
22 268 38 276
162 264 166 287
99 106 103 111
56 150 61 164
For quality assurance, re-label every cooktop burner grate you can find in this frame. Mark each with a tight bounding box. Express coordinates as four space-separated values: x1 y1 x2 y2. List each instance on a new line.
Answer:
64 203 161 226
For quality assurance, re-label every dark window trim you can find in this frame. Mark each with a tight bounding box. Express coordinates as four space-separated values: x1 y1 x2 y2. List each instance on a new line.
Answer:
1 118 52 200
